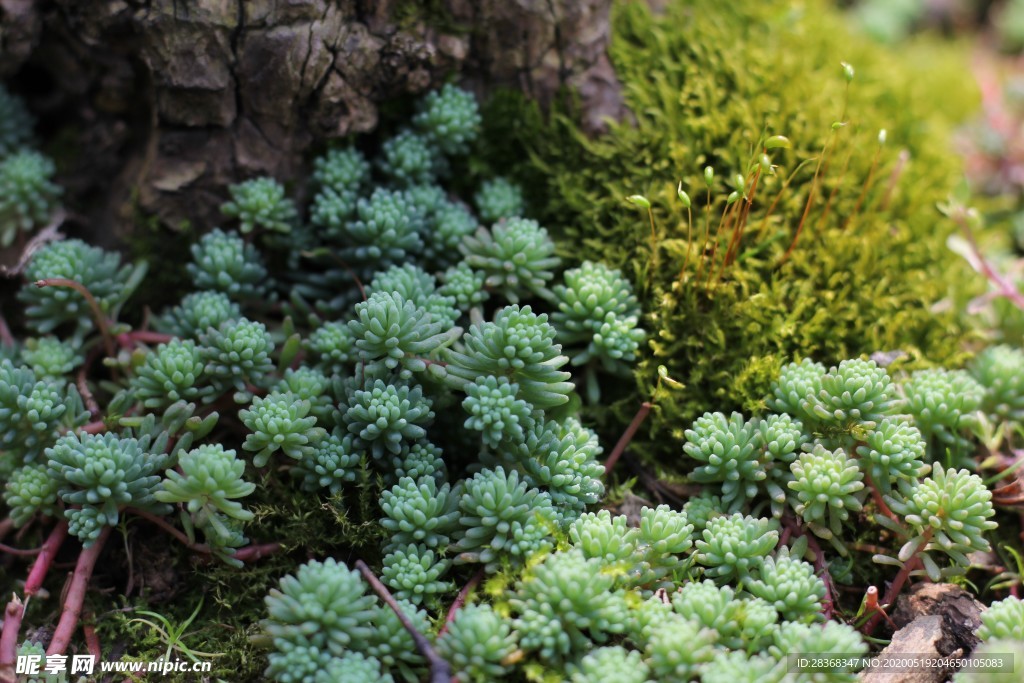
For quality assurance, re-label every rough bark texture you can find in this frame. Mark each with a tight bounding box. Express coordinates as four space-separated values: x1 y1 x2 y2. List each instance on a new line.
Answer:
1 0 622 241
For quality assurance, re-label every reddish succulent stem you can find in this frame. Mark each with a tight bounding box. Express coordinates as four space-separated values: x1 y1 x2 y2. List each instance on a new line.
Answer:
115 330 174 348
863 528 933 635
439 568 485 636
355 560 451 683
126 508 211 554
48 526 112 655
0 542 43 557
955 207 1024 310
0 312 14 348
864 471 899 524
233 542 282 563
604 402 653 476
34 279 115 359
83 620 101 659
25 520 69 597
80 421 108 434
0 519 14 542
0 597 25 675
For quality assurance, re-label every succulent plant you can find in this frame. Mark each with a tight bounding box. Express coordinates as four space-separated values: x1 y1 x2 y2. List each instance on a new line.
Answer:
348 291 461 377
461 375 536 449
474 177 525 224
378 129 442 186
695 513 779 583
445 305 574 409
422 200 478 271
155 290 242 339
315 653 393 683
880 467 998 579
567 646 654 683
199 317 275 396
701 651 783 683
305 321 357 376
156 443 255 544
221 176 298 234
391 440 446 485
0 150 61 246
19 336 83 379
412 83 481 156
902 368 984 454
338 188 424 269
130 338 214 410
187 228 269 300
0 360 82 462
380 543 453 604
19 239 135 342
380 476 459 551
240 391 325 467
344 379 434 459
440 262 490 312
670 579 779 650
291 430 360 494
684 411 763 512
788 444 865 553
643 618 717 681
855 417 928 493
520 418 605 522
4 463 60 527
454 466 558 568
766 359 827 425
262 558 377 681
511 548 630 661
804 358 897 431
46 432 170 545
461 218 560 303
977 596 1024 641
971 345 1024 422
744 545 826 622
437 604 516 683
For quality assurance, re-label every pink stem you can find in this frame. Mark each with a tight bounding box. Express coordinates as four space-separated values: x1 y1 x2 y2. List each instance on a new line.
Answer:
0 543 42 557
126 508 210 554
34 279 115 359
439 569 485 636
25 520 68 597
115 330 174 348
233 542 281 563
0 596 25 673
604 402 653 476
47 526 112 656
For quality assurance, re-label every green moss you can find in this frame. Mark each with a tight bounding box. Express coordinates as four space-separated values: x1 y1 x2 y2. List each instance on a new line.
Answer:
478 0 981 464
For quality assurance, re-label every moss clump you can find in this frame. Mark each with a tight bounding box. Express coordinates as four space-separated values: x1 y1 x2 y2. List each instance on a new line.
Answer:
479 0 980 463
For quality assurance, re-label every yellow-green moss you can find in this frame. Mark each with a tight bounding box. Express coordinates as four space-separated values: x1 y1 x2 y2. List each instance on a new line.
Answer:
478 0 983 464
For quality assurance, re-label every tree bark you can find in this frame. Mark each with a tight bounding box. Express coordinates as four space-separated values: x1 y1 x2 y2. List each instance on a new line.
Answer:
1 0 622 240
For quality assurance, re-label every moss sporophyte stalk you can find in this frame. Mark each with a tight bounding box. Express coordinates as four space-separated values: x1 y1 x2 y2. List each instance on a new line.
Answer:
0 0 1021 680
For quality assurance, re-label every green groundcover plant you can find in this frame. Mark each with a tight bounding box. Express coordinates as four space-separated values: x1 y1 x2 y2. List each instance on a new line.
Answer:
0 1 1022 681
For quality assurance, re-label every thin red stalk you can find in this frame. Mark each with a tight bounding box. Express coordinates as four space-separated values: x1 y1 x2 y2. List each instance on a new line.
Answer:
842 143 882 231
781 139 832 264
819 145 854 229
233 542 282 563
704 202 736 292
695 188 713 284
803 530 835 620
126 507 211 554
48 526 112 655
80 421 108 434
34 279 115 358
25 520 69 597
956 208 1024 310
439 569 485 636
83 620 101 659
677 206 695 286
604 402 653 476
0 543 42 557
0 312 14 348
77 364 100 419
721 166 762 275
880 150 909 211
863 528 933 635
0 596 25 674
355 560 451 683
864 471 899 524
116 330 174 348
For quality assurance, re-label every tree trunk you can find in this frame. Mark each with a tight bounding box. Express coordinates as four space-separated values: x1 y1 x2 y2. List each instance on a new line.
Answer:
1 0 622 241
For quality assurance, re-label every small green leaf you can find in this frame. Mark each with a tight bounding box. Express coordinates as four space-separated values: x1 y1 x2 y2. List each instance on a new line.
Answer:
677 182 691 208
277 333 302 373
626 195 651 209
704 166 714 187
764 135 791 149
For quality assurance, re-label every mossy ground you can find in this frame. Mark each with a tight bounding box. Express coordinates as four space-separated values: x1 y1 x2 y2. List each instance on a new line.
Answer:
82 0 1000 678
478 0 986 465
